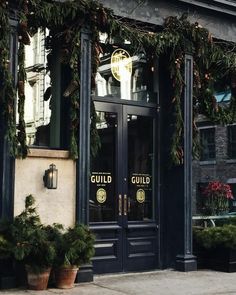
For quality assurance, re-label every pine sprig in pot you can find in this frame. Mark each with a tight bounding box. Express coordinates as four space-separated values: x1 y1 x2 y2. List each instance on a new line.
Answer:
9 195 56 273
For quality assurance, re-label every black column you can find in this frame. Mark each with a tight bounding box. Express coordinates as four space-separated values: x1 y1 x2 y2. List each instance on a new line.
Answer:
175 54 197 271
76 28 93 282
77 28 91 225
0 17 18 289
0 19 17 221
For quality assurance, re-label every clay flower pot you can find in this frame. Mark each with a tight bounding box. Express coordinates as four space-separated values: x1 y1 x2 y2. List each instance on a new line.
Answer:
54 266 79 289
26 266 51 290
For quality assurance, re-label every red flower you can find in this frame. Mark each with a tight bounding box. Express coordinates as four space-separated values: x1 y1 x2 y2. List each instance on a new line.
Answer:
202 181 234 215
203 182 233 200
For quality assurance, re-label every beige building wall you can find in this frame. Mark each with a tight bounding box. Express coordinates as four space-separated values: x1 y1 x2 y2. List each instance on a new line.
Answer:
14 149 76 228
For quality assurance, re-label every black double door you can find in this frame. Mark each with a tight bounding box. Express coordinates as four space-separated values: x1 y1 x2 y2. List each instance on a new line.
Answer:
90 101 159 273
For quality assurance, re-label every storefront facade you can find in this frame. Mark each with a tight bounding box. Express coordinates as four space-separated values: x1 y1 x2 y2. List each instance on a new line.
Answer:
1 0 236 286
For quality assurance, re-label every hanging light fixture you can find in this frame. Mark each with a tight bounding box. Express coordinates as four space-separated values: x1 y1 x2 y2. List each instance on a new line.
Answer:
43 163 58 189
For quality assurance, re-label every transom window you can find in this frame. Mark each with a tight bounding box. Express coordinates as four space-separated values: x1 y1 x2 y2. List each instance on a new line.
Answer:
95 41 158 103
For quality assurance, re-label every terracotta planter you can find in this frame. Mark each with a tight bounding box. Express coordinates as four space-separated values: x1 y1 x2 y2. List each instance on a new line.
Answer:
54 266 78 289
26 266 51 290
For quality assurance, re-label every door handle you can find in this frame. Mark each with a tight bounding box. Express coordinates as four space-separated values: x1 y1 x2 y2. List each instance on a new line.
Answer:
124 194 127 216
118 194 122 216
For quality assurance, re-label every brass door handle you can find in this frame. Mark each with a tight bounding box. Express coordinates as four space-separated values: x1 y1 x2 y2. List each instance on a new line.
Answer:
124 194 127 216
118 194 122 216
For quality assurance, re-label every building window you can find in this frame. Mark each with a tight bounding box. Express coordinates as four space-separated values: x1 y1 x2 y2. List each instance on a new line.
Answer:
228 125 236 159
200 128 216 161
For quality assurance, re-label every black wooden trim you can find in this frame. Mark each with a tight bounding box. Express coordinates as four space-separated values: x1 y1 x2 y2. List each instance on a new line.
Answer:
0 14 18 291
0 20 18 221
76 28 93 283
76 28 92 225
175 54 197 271
184 54 193 256
93 96 157 108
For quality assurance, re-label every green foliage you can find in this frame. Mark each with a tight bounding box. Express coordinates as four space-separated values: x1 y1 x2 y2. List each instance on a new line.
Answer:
193 225 236 250
0 195 56 273
0 220 12 259
0 195 95 272
0 2 18 157
1 1 236 164
52 223 95 267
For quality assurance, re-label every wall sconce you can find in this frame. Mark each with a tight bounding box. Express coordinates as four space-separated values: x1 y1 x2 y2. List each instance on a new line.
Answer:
43 163 58 189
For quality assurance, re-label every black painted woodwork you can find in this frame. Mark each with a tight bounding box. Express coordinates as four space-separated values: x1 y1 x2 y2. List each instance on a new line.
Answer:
0 16 18 290
0 20 17 221
77 28 92 225
76 29 93 282
90 102 159 273
175 54 197 271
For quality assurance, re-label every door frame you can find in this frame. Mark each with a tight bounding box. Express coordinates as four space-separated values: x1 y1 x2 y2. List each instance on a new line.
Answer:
90 98 161 273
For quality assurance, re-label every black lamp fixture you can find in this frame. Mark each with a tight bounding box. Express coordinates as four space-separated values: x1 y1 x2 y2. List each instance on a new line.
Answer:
43 163 58 189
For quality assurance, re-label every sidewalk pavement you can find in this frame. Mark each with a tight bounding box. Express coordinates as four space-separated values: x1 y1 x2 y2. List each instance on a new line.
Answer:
1 269 236 295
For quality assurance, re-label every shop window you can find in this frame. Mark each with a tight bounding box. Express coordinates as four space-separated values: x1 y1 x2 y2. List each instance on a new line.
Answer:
18 29 68 149
227 125 236 159
200 128 216 161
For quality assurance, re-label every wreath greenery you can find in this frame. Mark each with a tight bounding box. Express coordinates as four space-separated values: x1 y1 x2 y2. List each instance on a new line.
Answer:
0 1 236 164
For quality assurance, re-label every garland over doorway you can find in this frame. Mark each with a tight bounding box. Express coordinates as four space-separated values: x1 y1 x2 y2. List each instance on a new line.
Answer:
0 1 236 164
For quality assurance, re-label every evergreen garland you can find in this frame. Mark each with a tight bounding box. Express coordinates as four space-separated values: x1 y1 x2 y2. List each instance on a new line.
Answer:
0 1 18 156
0 1 236 164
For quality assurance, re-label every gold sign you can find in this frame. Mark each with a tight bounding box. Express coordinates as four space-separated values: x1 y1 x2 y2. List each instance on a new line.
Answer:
136 189 145 203
111 49 132 82
96 188 107 203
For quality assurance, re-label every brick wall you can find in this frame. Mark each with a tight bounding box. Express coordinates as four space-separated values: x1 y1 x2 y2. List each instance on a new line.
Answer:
192 124 236 214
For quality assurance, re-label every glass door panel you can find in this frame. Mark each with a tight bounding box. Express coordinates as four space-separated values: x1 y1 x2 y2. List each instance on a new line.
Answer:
90 102 158 273
127 114 155 221
90 110 118 222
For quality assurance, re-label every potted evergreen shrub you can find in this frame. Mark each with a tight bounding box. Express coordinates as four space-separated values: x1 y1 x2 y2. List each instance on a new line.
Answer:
0 195 56 290
52 223 95 289
193 224 236 272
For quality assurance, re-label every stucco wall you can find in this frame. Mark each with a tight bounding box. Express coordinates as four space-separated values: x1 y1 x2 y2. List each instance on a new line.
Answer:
14 149 76 228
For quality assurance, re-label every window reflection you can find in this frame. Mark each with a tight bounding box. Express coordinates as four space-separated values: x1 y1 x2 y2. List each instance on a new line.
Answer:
127 115 154 221
19 29 52 147
90 111 117 222
95 49 157 103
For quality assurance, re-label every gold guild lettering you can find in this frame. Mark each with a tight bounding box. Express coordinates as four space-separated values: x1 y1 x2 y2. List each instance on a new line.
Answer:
91 174 112 184
131 176 150 185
